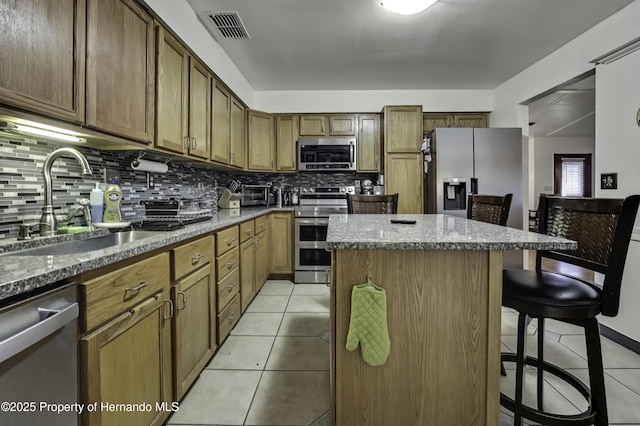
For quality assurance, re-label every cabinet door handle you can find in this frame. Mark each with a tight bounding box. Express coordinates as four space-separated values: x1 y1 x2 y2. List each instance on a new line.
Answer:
124 281 148 296
177 291 187 310
226 238 235 246
184 136 190 149
164 299 174 320
191 137 197 149
191 252 204 264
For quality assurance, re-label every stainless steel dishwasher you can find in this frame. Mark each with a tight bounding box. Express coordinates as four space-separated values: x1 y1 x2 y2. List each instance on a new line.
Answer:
0 283 79 426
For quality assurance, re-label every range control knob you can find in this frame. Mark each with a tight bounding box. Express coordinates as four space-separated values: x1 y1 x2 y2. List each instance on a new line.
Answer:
340 187 346 192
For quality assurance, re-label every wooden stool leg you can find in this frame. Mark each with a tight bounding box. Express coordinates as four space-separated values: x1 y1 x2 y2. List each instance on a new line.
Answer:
584 319 608 426
537 317 545 412
513 313 529 426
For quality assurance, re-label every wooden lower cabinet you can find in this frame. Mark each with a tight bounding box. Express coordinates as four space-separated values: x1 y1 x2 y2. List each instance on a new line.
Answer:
240 236 256 312
171 265 216 400
385 153 423 214
269 212 293 274
255 222 269 292
80 291 172 426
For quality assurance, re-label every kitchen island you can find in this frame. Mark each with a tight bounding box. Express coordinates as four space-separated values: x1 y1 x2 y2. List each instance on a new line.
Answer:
326 214 576 426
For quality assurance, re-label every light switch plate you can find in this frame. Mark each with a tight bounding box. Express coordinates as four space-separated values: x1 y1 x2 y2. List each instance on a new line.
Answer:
104 168 120 184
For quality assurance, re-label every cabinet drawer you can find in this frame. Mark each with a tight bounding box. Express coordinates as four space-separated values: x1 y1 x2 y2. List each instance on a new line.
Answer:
216 226 239 256
217 293 240 343
255 215 267 234
239 220 255 243
217 247 239 281
171 235 214 281
80 252 170 331
217 266 239 310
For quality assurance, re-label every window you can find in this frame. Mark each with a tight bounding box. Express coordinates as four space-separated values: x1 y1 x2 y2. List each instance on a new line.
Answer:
553 154 592 197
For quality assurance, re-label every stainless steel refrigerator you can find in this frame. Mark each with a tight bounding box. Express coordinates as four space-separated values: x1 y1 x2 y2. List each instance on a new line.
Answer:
430 127 523 230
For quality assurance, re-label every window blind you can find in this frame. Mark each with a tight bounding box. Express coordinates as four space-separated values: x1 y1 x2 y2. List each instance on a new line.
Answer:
561 159 584 196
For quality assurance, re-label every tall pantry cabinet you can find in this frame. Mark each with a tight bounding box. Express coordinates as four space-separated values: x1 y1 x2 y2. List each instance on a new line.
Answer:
383 106 424 214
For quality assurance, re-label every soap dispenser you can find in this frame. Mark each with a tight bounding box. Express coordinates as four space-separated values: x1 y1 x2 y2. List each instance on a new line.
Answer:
103 180 122 222
90 182 104 223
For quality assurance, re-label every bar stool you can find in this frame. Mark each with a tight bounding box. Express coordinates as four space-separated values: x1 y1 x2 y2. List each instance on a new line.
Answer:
501 194 640 425
467 193 513 226
347 193 398 214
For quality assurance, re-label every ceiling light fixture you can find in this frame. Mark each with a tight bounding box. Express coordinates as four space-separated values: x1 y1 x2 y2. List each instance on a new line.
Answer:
0 120 86 144
380 0 438 15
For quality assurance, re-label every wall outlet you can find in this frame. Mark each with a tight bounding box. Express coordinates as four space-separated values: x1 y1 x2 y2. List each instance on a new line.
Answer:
104 168 120 184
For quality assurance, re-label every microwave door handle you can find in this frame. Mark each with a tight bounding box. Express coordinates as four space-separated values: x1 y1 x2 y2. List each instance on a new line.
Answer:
349 144 355 168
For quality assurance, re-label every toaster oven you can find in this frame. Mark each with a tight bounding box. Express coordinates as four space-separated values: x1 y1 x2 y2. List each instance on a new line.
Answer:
240 185 271 207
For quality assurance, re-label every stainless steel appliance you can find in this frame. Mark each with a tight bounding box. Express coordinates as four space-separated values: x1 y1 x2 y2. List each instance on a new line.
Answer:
240 184 271 207
294 185 355 283
431 127 523 268
432 127 523 230
0 283 78 426
298 138 356 171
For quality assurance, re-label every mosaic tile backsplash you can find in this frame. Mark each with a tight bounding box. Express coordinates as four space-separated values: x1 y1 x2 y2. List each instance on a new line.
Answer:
0 137 378 239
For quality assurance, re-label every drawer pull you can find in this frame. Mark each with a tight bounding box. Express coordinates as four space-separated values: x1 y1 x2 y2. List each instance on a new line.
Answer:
226 260 236 269
164 299 174 320
227 282 235 292
226 238 235 246
246 230 252 235
124 281 148 295
177 291 187 310
191 252 205 264
228 312 236 324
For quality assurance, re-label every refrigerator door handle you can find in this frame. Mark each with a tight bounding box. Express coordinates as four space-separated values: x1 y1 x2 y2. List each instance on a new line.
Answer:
471 178 478 194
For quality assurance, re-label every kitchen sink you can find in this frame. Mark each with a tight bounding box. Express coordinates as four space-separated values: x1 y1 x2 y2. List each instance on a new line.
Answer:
8 231 163 256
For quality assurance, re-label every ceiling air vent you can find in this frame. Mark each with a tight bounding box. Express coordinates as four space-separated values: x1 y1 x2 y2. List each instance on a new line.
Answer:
207 12 250 39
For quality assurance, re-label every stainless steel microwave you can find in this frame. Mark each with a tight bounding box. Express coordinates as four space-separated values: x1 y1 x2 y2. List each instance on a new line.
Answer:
240 184 270 207
297 138 356 172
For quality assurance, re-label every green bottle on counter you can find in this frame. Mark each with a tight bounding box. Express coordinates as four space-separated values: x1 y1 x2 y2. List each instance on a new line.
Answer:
102 181 122 222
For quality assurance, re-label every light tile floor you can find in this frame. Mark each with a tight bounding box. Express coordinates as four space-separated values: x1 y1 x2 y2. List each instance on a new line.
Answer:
166 280 640 425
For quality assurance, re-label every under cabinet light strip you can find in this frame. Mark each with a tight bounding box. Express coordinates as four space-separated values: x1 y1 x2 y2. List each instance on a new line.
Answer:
590 36 640 65
0 121 86 144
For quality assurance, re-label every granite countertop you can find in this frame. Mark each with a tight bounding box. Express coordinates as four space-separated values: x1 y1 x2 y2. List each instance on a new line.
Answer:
326 214 578 251
0 207 293 303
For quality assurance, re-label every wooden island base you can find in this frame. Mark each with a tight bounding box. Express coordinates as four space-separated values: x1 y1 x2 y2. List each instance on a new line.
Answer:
331 249 503 426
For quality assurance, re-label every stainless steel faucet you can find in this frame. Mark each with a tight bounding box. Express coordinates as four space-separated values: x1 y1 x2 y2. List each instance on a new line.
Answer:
39 147 92 236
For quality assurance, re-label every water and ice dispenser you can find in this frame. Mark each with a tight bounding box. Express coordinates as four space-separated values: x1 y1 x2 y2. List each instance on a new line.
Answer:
443 177 477 211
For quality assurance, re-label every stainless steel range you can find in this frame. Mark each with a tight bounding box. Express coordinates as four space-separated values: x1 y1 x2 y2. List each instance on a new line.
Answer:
294 185 355 284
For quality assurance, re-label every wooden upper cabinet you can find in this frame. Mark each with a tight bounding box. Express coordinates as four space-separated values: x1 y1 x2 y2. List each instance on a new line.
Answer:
155 27 210 159
247 110 275 171
0 0 86 123
211 81 231 164
357 114 381 172
299 114 356 136
299 115 327 136
423 112 489 133
187 59 211 160
276 115 299 172
230 97 245 168
453 113 488 128
384 106 423 153
423 113 452 133
155 27 189 154
329 115 356 135
86 0 155 143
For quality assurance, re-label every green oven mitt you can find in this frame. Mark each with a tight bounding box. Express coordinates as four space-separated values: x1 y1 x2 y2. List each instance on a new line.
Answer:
345 279 390 366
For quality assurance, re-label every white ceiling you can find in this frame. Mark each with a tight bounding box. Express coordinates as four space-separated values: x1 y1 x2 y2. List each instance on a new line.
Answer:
528 75 596 138
185 0 632 91
184 0 630 138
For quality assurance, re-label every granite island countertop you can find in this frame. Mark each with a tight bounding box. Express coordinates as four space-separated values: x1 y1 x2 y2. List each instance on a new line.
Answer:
326 214 577 251
0 207 293 303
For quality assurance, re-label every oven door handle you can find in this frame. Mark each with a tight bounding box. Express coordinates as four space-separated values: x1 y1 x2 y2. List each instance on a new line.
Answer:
0 302 79 364
295 218 329 225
